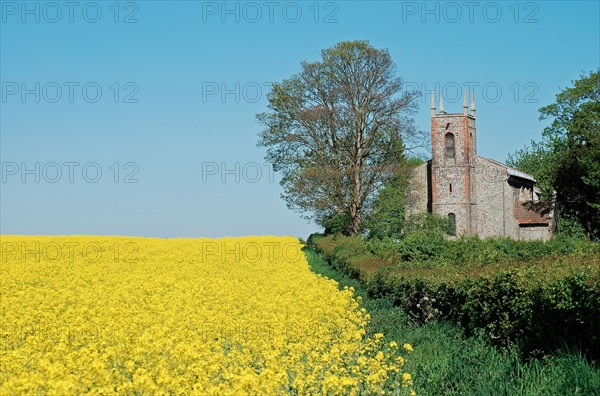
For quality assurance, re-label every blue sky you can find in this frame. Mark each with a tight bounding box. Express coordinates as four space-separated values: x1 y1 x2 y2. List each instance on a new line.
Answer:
1 0 598 238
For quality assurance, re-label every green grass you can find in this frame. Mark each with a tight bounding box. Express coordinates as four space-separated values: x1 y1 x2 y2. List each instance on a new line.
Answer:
304 248 600 396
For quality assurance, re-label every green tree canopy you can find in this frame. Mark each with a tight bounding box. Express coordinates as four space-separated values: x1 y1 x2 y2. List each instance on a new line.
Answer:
364 158 424 239
508 70 599 240
257 40 421 235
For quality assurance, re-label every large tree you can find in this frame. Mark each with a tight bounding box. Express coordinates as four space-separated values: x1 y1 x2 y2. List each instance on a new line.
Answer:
257 40 420 234
508 70 599 240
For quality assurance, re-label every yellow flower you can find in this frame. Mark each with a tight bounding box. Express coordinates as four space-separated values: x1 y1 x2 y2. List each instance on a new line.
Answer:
403 343 414 353
0 236 414 395
389 341 398 348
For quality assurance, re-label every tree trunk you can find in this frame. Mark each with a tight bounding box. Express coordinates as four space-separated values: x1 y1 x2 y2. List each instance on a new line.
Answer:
350 201 361 235
350 130 364 235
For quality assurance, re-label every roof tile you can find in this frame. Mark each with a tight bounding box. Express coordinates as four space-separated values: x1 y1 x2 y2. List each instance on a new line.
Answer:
513 201 552 225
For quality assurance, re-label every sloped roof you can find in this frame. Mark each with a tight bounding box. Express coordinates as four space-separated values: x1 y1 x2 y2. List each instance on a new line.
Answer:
513 201 552 225
507 168 536 183
478 156 536 183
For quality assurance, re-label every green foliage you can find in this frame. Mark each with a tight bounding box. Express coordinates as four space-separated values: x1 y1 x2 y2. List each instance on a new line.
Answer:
371 262 600 360
364 158 424 240
394 232 450 262
507 139 555 200
306 232 324 248
556 215 587 239
307 234 390 279
257 40 421 235
308 233 600 360
304 248 600 395
367 233 596 268
508 70 600 240
402 213 453 237
321 212 353 236
364 175 407 240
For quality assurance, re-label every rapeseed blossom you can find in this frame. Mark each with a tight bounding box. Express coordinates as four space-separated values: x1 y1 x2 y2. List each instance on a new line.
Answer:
1 236 414 394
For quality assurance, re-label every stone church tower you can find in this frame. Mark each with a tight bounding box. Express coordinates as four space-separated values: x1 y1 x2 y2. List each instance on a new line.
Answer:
405 89 555 240
430 90 477 235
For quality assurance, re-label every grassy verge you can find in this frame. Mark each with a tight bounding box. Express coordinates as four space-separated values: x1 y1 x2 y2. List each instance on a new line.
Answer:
304 248 600 395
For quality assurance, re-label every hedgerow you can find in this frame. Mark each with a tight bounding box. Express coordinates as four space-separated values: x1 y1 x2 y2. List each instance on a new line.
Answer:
365 232 598 268
308 233 600 360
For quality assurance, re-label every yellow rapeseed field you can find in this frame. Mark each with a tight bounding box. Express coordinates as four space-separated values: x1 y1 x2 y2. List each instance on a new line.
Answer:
1 236 413 395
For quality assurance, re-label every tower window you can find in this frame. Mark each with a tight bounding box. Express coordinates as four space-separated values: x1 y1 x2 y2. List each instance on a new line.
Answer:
448 213 456 236
449 183 452 193
445 133 455 160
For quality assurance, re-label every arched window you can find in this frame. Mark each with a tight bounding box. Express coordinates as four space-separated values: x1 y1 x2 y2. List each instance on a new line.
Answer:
448 213 456 236
445 133 455 160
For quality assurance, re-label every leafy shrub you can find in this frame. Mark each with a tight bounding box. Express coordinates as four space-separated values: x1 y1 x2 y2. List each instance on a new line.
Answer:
322 212 353 235
396 232 450 262
309 233 600 360
308 234 391 279
402 213 452 236
306 233 325 248
366 238 404 263
372 261 600 360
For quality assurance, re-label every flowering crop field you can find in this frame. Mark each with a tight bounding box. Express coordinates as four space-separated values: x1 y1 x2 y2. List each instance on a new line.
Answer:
1 236 413 395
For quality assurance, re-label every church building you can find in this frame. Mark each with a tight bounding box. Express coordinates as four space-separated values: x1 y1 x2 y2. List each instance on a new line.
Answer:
406 91 555 241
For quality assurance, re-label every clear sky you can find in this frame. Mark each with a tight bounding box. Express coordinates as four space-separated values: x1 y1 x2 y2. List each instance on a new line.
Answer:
1 0 598 239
